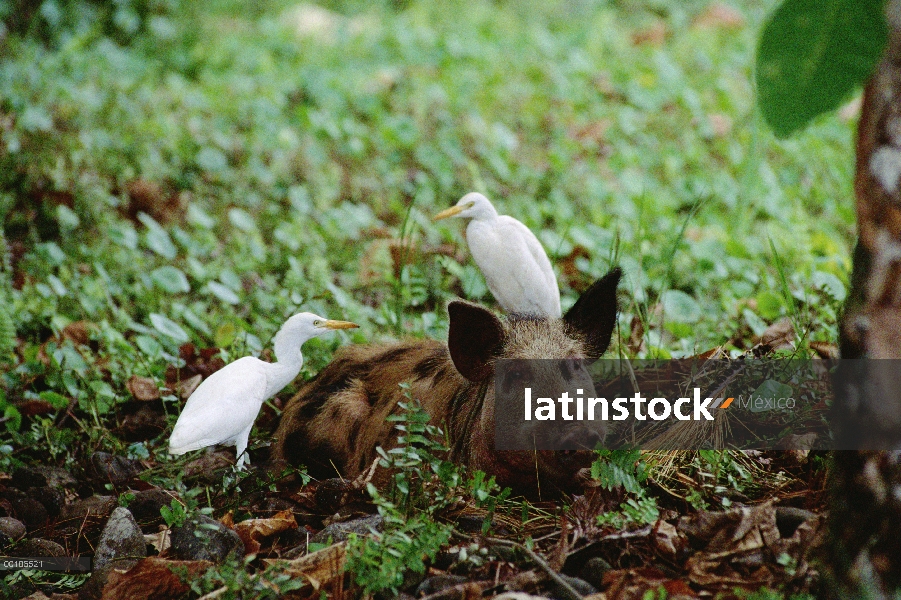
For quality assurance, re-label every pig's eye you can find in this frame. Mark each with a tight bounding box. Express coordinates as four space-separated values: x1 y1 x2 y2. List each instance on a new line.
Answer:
559 358 583 378
504 367 526 388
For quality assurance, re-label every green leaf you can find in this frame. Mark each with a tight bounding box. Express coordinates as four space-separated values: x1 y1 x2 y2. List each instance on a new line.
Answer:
150 266 190 294
660 289 701 323
108 223 139 250
214 322 237 347
3 405 21 432
138 213 177 259
228 208 257 232
812 270 847 301
135 334 163 357
149 313 190 343
39 390 70 409
756 0 887 137
196 146 228 172
55 204 80 231
207 281 240 304
748 379 794 412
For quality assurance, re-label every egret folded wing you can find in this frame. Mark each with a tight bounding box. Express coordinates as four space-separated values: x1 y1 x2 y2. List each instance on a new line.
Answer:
169 357 268 454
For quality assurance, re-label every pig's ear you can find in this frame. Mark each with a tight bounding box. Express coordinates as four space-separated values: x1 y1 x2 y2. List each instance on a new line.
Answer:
448 301 505 382
564 267 621 358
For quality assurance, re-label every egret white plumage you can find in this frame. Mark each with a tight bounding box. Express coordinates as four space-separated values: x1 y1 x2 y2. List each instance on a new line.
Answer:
168 313 358 468
434 192 562 317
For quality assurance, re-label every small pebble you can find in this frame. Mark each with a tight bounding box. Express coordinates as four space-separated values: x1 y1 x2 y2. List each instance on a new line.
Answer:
0 516 27 542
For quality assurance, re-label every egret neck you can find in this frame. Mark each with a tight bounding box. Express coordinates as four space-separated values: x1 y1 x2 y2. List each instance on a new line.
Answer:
267 327 308 397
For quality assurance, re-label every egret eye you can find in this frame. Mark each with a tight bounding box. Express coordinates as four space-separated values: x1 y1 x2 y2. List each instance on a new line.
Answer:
466 201 476 209
313 320 323 326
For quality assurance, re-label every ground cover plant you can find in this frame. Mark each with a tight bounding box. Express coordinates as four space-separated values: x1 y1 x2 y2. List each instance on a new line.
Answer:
0 0 852 597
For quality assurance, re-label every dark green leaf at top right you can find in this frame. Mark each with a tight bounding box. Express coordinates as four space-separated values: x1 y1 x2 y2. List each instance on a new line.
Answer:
756 0 888 137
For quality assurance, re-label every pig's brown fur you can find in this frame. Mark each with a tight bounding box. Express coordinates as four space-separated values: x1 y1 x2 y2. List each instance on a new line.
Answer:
272 269 621 496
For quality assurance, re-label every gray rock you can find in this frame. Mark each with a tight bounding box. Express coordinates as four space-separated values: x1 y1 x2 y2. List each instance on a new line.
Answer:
59 495 116 521
90 452 143 486
12 466 76 490
578 556 612 590
9 538 66 557
7 493 48 531
126 489 178 531
549 574 597 599
310 514 383 544
81 507 147 598
170 514 244 563
28 486 65 518
0 517 26 542
183 451 234 485
775 506 816 538
416 574 469 596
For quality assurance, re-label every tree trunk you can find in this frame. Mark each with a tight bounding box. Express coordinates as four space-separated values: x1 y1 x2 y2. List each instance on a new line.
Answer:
828 1 901 596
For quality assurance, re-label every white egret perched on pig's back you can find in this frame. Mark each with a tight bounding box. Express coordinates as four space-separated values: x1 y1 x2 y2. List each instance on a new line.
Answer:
168 313 358 468
434 192 561 317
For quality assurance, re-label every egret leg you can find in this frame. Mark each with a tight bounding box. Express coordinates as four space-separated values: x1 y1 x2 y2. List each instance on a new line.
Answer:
235 425 253 470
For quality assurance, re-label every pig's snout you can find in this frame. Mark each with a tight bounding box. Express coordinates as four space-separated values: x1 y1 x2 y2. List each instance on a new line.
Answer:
559 426 606 451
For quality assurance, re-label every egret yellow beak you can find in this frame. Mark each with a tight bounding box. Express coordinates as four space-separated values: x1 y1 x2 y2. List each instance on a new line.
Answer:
433 205 466 221
323 320 359 330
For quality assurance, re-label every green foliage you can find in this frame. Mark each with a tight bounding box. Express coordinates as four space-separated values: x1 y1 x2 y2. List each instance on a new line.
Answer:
738 588 815 600
348 504 452 596
347 399 457 595
593 448 660 527
0 0 182 47
468 470 512 534
756 0 888 137
685 450 753 510
347 397 509 596
591 448 648 495
159 484 211 528
180 555 306 599
1 571 89 596
159 497 189 528
378 395 463 513
642 587 669 600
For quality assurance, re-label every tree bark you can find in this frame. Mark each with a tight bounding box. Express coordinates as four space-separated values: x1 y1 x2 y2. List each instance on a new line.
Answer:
829 1 901 596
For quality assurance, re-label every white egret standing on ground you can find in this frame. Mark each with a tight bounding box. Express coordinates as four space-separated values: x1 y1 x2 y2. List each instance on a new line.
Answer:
168 313 358 468
434 192 562 317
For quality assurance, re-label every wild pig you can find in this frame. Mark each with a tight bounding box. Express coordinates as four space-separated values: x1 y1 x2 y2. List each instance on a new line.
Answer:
272 268 622 496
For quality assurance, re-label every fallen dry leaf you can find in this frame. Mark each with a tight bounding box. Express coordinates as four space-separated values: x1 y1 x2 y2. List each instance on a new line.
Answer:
234 510 298 554
16 400 59 417
693 2 745 30
100 557 211 600
628 316 645 355
174 374 202 400
809 341 839 359
631 21 668 46
38 321 97 366
653 519 686 558
708 113 733 138
126 376 161 401
144 530 171 554
165 344 224 393
115 405 168 442
677 501 818 593
122 179 185 225
265 542 346 591
560 245 591 291
601 566 696 600
755 317 794 350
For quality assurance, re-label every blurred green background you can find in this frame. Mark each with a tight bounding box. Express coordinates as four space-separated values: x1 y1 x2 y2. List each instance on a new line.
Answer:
0 0 854 416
